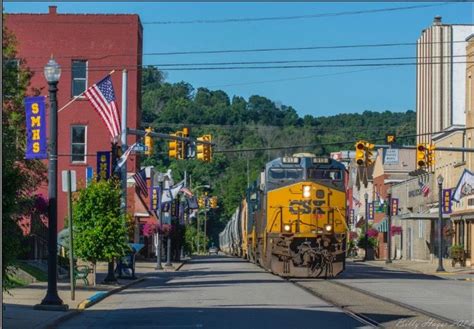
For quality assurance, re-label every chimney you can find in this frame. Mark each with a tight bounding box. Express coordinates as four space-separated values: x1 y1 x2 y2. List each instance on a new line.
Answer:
49 6 57 14
433 16 442 25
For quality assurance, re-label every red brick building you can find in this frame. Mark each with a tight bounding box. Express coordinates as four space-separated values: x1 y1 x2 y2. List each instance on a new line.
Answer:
6 6 145 232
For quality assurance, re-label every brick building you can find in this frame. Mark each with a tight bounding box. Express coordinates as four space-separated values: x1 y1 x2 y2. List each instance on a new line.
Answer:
5 6 145 233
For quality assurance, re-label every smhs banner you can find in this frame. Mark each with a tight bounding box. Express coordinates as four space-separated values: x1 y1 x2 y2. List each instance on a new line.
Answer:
96 151 111 180
25 96 47 159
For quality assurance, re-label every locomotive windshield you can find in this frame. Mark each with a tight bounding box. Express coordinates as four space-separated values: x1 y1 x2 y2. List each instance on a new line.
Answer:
269 168 303 180
307 168 343 181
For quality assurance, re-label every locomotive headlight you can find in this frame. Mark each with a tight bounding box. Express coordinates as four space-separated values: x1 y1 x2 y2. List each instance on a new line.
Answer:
302 185 311 198
284 224 291 232
324 224 333 232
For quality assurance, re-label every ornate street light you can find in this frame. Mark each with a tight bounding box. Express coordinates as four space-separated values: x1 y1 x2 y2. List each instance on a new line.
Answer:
38 57 66 309
436 175 446 272
386 187 392 264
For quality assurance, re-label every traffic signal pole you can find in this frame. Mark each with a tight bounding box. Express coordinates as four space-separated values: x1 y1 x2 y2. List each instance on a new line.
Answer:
374 144 474 153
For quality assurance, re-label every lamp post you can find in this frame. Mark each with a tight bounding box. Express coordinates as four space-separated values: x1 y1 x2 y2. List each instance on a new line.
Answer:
386 188 392 264
364 192 369 262
38 57 66 309
436 175 446 272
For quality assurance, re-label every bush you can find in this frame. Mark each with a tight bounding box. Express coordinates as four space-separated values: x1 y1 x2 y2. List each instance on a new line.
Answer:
357 236 378 249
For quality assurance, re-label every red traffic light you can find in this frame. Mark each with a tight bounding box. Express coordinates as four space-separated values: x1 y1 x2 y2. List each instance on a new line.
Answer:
356 143 365 150
417 144 425 152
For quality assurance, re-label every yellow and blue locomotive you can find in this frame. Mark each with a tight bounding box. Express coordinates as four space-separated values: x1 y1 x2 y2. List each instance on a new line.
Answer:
220 153 348 278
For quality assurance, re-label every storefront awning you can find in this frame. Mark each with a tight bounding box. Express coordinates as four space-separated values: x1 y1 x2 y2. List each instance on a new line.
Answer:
374 217 388 232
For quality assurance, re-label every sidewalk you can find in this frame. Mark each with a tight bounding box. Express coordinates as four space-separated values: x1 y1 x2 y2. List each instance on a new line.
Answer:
3 260 185 329
349 257 473 280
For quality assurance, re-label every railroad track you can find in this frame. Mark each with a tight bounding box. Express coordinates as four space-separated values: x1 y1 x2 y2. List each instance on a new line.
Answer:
288 278 468 329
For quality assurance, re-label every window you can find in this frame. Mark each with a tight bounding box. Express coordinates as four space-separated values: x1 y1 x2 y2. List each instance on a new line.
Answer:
418 220 424 239
71 60 87 96
307 169 342 180
269 168 303 180
71 125 87 162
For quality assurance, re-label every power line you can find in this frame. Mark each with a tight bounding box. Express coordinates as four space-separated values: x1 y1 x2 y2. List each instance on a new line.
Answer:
143 3 455 24
23 60 473 73
213 127 474 153
20 40 469 60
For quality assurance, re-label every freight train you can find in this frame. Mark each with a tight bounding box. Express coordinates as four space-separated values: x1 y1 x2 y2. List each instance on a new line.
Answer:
219 153 348 278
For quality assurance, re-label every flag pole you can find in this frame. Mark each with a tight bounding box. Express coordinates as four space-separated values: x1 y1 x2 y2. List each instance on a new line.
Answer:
58 69 116 113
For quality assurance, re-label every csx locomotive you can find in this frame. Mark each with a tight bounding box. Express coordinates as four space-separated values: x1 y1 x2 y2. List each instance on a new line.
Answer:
219 153 348 278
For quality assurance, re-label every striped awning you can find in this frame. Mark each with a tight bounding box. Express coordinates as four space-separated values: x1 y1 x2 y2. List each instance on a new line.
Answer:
374 217 388 232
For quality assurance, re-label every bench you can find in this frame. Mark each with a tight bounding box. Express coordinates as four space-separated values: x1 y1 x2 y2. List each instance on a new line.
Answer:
74 265 92 286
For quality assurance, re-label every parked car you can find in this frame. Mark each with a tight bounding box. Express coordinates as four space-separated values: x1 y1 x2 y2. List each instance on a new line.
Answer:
208 246 219 255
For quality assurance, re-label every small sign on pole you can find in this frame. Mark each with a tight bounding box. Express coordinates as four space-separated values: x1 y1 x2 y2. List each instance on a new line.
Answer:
442 189 452 214
62 170 76 192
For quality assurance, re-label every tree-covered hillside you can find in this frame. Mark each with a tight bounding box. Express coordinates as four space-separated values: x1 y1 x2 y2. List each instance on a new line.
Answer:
140 67 416 244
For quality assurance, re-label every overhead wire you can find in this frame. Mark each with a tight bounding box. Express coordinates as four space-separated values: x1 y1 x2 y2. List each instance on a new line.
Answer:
143 3 456 24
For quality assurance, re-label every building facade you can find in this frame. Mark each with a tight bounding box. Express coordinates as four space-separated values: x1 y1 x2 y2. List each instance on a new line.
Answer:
5 6 144 232
416 16 473 144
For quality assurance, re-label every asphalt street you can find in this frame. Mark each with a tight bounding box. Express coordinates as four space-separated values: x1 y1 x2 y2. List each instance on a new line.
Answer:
337 261 474 324
58 256 367 329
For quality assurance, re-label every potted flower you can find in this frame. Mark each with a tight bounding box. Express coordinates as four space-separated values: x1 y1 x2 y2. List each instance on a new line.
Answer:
357 236 378 260
450 244 465 267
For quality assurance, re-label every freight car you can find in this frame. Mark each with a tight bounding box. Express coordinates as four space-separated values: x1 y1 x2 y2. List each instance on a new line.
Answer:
219 153 348 278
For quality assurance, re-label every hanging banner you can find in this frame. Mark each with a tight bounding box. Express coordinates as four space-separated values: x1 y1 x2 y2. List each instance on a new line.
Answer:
150 186 161 211
25 96 47 159
391 198 399 216
442 189 452 214
368 202 374 220
349 209 355 225
96 151 111 180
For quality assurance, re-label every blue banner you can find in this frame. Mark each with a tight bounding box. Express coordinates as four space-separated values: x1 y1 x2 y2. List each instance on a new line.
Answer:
442 189 452 214
86 167 94 186
25 96 47 159
150 186 161 211
96 151 111 180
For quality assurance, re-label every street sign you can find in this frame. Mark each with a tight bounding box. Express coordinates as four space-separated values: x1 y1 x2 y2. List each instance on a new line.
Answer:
132 143 148 153
384 149 399 165
62 170 76 192
86 167 93 186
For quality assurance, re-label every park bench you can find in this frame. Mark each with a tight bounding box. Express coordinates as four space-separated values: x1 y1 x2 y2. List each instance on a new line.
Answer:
74 265 92 286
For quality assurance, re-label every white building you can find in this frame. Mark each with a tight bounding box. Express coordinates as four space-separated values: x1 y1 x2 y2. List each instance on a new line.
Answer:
416 16 473 143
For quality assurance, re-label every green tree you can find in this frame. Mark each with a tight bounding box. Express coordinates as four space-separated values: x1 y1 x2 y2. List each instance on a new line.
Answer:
72 179 129 267
2 23 47 290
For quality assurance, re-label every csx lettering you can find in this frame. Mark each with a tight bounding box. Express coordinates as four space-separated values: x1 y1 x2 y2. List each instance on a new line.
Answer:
289 200 325 215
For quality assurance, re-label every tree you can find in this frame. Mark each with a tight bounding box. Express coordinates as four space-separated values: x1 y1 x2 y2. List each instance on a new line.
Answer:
2 23 47 290
72 179 129 269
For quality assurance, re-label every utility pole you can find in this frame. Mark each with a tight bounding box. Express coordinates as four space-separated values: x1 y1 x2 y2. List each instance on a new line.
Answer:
120 69 128 218
386 189 392 264
364 192 369 262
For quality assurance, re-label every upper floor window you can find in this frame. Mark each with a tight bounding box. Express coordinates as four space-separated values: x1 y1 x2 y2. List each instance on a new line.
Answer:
71 125 87 163
71 60 87 97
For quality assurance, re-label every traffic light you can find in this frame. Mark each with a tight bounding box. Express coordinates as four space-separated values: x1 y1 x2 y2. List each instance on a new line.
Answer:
196 135 212 162
210 196 218 209
169 133 178 159
144 127 153 156
417 143 427 169
355 141 366 166
198 196 205 208
182 127 190 159
364 142 375 166
426 144 435 167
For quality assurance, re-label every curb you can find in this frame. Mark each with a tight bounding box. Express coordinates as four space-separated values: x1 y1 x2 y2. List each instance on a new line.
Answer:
46 276 146 329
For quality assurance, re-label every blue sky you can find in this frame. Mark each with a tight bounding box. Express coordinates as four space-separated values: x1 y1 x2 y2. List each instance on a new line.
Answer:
4 2 473 117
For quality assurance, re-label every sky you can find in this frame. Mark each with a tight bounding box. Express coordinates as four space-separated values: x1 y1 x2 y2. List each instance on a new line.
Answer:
4 2 473 118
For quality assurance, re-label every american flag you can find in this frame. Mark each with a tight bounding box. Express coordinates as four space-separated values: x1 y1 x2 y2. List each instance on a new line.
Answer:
133 169 148 197
84 75 120 139
418 177 430 197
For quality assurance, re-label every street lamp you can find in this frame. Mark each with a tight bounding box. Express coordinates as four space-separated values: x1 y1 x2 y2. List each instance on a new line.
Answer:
386 187 392 264
38 57 66 309
436 175 446 272
364 192 369 262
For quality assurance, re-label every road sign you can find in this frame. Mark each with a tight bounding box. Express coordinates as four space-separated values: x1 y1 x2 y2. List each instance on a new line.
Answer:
132 143 148 153
62 170 76 192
